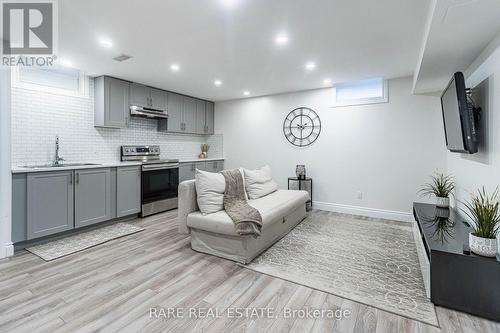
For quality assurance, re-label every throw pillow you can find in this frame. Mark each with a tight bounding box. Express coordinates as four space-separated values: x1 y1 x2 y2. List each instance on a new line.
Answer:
243 165 278 200
195 169 225 214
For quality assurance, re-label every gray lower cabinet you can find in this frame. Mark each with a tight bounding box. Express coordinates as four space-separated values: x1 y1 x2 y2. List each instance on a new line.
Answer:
27 171 74 240
74 168 112 228
12 174 27 243
206 160 224 172
94 76 130 129
179 163 196 183
196 161 208 172
117 166 141 217
179 160 224 183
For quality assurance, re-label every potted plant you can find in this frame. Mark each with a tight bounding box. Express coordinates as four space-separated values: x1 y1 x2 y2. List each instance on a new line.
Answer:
420 173 455 208
463 187 500 257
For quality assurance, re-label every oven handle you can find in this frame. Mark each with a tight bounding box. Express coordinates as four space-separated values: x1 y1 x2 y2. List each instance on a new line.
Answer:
142 163 179 171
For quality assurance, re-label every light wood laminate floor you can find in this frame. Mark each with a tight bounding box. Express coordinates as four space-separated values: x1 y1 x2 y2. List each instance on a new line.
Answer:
0 210 499 333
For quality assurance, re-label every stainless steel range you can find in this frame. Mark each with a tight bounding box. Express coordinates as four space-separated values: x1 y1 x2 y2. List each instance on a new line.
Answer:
121 145 179 217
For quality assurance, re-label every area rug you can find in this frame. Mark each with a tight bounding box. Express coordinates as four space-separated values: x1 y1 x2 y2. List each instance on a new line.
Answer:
244 211 439 327
26 223 144 261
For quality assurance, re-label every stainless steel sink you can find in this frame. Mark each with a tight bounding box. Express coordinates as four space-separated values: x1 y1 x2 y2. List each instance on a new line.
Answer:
22 163 102 169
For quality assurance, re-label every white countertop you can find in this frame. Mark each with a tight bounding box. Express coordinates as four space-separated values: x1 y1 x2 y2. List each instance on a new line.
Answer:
12 161 143 174
12 158 225 173
180 158 225 163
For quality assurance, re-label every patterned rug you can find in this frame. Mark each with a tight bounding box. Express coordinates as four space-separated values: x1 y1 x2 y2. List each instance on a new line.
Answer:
26 222 144 261
244 211 438 327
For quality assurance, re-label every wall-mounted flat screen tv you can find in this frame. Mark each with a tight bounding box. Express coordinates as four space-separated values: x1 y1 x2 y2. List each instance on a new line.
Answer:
440 72 477 154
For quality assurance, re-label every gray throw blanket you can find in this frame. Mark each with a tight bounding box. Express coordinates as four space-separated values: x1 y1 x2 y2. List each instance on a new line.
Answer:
222 169 263 237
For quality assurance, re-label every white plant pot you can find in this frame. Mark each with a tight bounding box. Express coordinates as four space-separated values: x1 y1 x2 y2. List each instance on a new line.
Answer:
469 233 498 257
435 196 449 208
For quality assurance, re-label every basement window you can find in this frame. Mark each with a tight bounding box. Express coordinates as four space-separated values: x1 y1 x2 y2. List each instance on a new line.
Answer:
332 78 388 107
12 66 89 98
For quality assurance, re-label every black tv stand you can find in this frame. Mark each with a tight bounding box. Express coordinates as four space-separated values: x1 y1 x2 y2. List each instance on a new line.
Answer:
413 202 500 322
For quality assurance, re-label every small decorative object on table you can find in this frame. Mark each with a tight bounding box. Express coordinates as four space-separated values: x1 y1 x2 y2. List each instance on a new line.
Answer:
295 165 306 180
198 144 210 159
419 173 455 208
288 176 312 211
463 187 500 257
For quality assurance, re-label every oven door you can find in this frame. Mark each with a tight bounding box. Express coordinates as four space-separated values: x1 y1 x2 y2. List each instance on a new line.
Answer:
141 164 179 204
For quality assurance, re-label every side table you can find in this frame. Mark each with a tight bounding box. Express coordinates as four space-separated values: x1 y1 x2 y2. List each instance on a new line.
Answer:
288 177 312 211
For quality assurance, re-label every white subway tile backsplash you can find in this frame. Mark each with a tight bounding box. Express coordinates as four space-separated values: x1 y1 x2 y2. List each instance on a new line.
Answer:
11 78 223 166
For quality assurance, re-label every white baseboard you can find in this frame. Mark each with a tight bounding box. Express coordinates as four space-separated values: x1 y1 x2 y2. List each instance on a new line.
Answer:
0 243 14 259
312 201 414 223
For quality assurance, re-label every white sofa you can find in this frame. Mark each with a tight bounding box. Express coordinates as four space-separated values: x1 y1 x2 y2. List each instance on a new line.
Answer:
178 179 310 264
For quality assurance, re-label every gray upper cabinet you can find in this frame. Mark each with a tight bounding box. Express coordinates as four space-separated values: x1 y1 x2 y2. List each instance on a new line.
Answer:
196 100 206 134
130 83 149 107
130 83 166 110
183 97 197 133
74 168 112 228
94 76 130 129
117 166 141 217
166 92 183 132
150 88 166 110
27 171 74 240
205 102 215 134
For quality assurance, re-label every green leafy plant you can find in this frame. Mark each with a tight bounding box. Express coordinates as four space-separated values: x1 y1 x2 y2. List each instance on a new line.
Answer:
462 187 500 239
419 173 455 198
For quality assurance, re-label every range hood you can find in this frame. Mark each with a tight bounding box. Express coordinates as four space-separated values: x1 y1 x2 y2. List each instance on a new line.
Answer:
130 105 168 119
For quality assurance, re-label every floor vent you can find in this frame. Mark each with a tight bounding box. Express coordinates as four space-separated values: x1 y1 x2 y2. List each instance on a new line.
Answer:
113 54 132 62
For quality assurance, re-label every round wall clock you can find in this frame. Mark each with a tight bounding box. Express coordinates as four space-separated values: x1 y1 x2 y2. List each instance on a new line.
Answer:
283 107 321 147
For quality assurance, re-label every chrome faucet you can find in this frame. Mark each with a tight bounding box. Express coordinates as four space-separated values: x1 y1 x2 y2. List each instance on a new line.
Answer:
53 135 65 166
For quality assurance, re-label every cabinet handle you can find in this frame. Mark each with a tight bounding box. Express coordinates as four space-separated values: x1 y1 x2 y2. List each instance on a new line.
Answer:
69 173 73 184
76 173 79 184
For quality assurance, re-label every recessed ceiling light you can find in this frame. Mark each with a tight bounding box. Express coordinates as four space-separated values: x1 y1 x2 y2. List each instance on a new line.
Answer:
305 62 316 71
59 58 73 68
170 64 180 72
275 34 289 45
243 91 250 96
323 78 332 85
219 0 239 8
99 37 113 48
214 80 222 86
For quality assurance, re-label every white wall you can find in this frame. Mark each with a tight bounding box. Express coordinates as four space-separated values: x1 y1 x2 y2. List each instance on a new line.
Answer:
0 69 13 259
215 77 447 221
448 36 500 211
11 77 223 166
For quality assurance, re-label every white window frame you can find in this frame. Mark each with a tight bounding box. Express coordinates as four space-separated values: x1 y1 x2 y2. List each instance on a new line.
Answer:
11 66 89 98
331 78 388 107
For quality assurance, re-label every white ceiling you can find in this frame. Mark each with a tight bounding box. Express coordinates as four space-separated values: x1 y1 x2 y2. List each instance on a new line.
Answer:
413 0 500 94
59 0 429 101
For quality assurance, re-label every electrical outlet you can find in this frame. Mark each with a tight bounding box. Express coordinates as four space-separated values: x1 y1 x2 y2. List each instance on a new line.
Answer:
357 191 363 200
